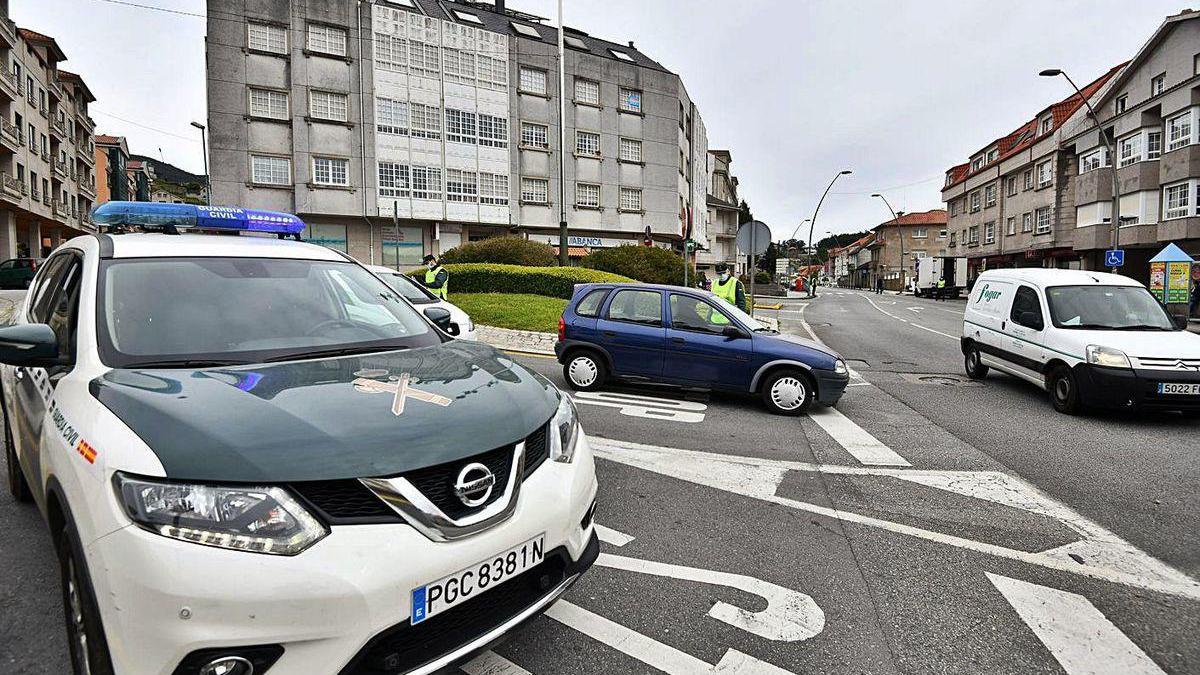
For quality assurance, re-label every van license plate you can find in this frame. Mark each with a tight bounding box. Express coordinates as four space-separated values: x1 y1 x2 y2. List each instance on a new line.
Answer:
1157 383 1200 395
410 534 545 625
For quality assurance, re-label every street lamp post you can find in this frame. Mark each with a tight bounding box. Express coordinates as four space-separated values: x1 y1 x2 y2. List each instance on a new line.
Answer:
871 193 907 292
190 121 210 205
1040 69 1119 273
806 170 852 297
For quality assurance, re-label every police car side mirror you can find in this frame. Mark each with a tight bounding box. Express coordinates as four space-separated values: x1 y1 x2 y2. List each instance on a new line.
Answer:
0 324 59 367
423 307 454 334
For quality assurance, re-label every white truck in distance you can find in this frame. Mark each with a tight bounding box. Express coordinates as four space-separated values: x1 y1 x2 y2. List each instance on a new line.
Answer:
914 256 968 298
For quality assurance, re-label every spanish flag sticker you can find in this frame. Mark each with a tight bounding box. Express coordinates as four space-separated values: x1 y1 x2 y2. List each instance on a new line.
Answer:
76 440 97 465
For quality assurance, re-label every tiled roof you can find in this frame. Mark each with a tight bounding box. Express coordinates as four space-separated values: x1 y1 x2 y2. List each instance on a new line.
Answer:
126 159 143 170
94 134 122 144
56 70 96 102
17 27 66 61
942 63 1125 190
877 209 948 227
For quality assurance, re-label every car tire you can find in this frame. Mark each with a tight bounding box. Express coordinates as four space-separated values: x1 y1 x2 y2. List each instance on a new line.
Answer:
56 519 115 675
964 344 989 380
761 369 813 416
1048 366 1081 415
21 277 30 289
4 400 32 503
563 351 606 391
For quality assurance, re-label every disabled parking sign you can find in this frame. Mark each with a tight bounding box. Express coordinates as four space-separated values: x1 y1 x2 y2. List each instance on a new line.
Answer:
1104 249 1124 268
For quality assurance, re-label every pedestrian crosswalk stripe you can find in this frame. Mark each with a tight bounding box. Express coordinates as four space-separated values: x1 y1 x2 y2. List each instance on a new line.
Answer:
807 407 911 466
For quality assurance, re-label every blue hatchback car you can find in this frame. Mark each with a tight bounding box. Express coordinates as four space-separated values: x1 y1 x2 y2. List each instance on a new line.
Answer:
554 283 850 415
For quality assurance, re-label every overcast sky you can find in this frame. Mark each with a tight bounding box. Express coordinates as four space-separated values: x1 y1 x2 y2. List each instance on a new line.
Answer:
13 0 1186 241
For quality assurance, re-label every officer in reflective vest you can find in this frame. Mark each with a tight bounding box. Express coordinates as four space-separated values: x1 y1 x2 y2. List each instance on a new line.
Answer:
936 276 947 301
711 263 748 312
422 254 449 300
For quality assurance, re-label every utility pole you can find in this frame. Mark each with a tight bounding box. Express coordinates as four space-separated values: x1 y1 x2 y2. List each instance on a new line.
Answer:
190 121 210 205
556 0 569 266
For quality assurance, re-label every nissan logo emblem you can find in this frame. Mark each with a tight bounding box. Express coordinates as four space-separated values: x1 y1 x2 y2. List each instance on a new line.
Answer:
454 462 496 507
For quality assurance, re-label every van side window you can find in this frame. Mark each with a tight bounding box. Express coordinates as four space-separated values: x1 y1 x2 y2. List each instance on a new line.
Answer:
1010 286 1043 330
575 289 609 318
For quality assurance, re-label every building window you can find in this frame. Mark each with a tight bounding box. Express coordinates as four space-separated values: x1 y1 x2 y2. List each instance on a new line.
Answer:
574 78 599 105
1163 181 1193 220
1005 176 1016 196
521 177 548 204
1006 216 1016 236
376 98 408 135
248 22 287 54
446 169 478 203
477 54 507 90
1167 109 1194 151
442 47 476 85
1039 116 1053 135
479 173 509 205
575 182 600 208
1023 170 1033 190
1036 160 1052 187
1118 133 1142 167
410 166 442 200
619 88 642 113
983 221 995 244
409 42 440 78
410 103 441 139
1078 147 1108 174
1195 53 1200 76
969 191 980 212
309 90 348 122
251 155 290 185
1035 207 1052 234
1115 95 1127 114
446 108 477 144
912 228 928 239
968 225 979 244
619 187 642 212
378 162 409 198
575 130 600 157
249 88 288 119
307 24 347 57
375 33 407 72
949 201 957 217
1022 212 1032 233
521 122 548 149
1147 130 1163 159
1151 73 1165 97
619 137 642 163
519 66 547 95
312 157 349 186
938 229 947 239
478 114 508 148
984 183 996 208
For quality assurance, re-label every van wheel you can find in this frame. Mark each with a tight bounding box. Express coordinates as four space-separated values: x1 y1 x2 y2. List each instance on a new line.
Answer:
4 400 31 503
964 345 989 380
57 520 115 675
761 369 813 416
1048 366 1081 415
563 351 606 391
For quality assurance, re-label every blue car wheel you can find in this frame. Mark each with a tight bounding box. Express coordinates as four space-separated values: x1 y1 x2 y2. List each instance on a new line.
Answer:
761 370 813 416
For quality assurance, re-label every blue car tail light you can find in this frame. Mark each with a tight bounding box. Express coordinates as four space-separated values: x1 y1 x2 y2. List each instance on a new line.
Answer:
91 201 306 235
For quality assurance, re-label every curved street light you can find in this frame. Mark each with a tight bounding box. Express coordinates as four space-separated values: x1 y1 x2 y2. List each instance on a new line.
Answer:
806 170 852 296
871 193 907 292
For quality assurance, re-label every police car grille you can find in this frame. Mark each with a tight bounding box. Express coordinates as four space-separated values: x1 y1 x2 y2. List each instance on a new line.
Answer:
522 422 550 478
403 444 515 520
338 550 569 675
288 480 401 524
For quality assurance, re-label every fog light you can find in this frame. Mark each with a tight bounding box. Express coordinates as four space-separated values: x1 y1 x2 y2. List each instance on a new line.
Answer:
199 657 254 675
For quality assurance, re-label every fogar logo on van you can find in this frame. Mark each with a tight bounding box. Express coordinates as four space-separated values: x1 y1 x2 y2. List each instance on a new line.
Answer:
977 283 1002 303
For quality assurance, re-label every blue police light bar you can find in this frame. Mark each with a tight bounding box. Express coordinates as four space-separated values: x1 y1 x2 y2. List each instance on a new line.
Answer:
91 202 306 235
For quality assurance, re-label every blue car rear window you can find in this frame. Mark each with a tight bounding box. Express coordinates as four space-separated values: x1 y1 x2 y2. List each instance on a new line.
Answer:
575 289 609 317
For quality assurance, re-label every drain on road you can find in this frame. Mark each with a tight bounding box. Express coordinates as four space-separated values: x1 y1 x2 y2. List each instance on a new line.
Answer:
900 373 982 387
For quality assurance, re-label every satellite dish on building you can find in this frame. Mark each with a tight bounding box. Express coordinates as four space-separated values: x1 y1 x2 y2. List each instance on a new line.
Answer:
735 220 771 256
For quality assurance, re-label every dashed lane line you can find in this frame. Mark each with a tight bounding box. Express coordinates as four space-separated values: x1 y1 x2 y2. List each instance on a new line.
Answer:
806 406 911 466
860 294 959 341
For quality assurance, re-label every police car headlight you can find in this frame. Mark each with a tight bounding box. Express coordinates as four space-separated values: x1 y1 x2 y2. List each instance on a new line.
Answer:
114 473 328 556
1086 345 1131 369
833 359 848 375
549 393 580 464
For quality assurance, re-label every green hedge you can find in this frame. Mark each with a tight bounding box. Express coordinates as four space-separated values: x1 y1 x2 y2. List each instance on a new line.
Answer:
410 263 635 299
581 245 686 285
439 236 556 266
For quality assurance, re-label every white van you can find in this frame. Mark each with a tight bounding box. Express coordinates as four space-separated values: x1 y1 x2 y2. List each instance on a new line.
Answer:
961 268 1200 414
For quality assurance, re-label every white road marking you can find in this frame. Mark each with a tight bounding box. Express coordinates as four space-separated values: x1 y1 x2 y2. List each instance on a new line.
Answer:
572 391 706 423
906 306 924 313
591 438 1200 600
595 524 635 547
597 553 825 642
861 295 959 340
806 407 911 466
545 601 797 675
461 651 533 675
987 574 1167 675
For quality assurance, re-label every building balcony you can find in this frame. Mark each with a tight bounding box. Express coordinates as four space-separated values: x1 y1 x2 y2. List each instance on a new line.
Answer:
76 110 94 131
47 78 62 101
1 172 23 202
0 119 20 151
30 186 39 202
50 116 66 140
53 158 67 178
0 68 17 100
77 143 94 164
79 179 95 198
52 199 69 219
0 18 15 47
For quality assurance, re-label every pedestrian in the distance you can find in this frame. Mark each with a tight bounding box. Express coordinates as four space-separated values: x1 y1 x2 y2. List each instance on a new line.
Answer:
712 263 749 312
422 254 449 300
936 275 947 301
875 276 884 295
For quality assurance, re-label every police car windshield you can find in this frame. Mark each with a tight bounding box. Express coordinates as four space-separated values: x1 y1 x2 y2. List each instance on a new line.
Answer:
97 257 443 368
1046 285 1176 331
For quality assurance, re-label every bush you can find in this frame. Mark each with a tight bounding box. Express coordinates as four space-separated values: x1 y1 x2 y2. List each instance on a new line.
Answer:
580 246 686 285
739 271 773 285
410 263 635 299
439 236 556 266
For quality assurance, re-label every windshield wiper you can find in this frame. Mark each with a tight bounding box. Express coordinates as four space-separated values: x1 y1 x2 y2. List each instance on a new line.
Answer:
125 359 251 369
1058 323 1120 330
264 344 410 362
1110 325 1173 331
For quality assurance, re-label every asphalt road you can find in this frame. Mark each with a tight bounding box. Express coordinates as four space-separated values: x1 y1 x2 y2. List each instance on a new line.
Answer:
2 289 1198 674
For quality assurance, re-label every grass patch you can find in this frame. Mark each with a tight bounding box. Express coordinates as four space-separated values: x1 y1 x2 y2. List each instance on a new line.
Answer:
451 293 567 333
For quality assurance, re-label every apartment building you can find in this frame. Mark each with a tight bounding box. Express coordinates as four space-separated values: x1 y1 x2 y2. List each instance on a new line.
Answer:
699 149 743 276
206 0 708 265
0 9 99 260
942 65 1123 279
94 134 133 203
866 209 948 290
1061 9 1200 283
833 232 873 288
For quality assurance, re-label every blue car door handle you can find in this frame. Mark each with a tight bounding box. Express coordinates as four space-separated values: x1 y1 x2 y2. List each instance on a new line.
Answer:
670 337 686 344
602 330 617 337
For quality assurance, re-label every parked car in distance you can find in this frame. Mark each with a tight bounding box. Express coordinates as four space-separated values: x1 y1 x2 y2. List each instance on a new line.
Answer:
555 283 850 415
961 268 1200 414
0 257 40 289
367 264 477 340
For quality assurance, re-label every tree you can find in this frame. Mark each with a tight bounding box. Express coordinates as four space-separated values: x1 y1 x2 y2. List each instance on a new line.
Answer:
815 231 871 262
737 199 754 226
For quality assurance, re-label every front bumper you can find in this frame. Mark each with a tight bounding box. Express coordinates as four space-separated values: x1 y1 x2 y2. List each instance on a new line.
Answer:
88 436 599 675
812 368 850 405
1073 364 1200 411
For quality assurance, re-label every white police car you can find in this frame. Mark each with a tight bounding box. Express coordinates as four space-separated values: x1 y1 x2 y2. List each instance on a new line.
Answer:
1 202 598 675
366 265 476 341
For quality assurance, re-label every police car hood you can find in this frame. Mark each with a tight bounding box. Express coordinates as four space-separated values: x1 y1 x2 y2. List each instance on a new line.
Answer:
89 340 559 483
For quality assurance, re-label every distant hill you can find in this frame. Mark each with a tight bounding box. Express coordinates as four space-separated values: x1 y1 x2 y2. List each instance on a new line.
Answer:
130 155 206 186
